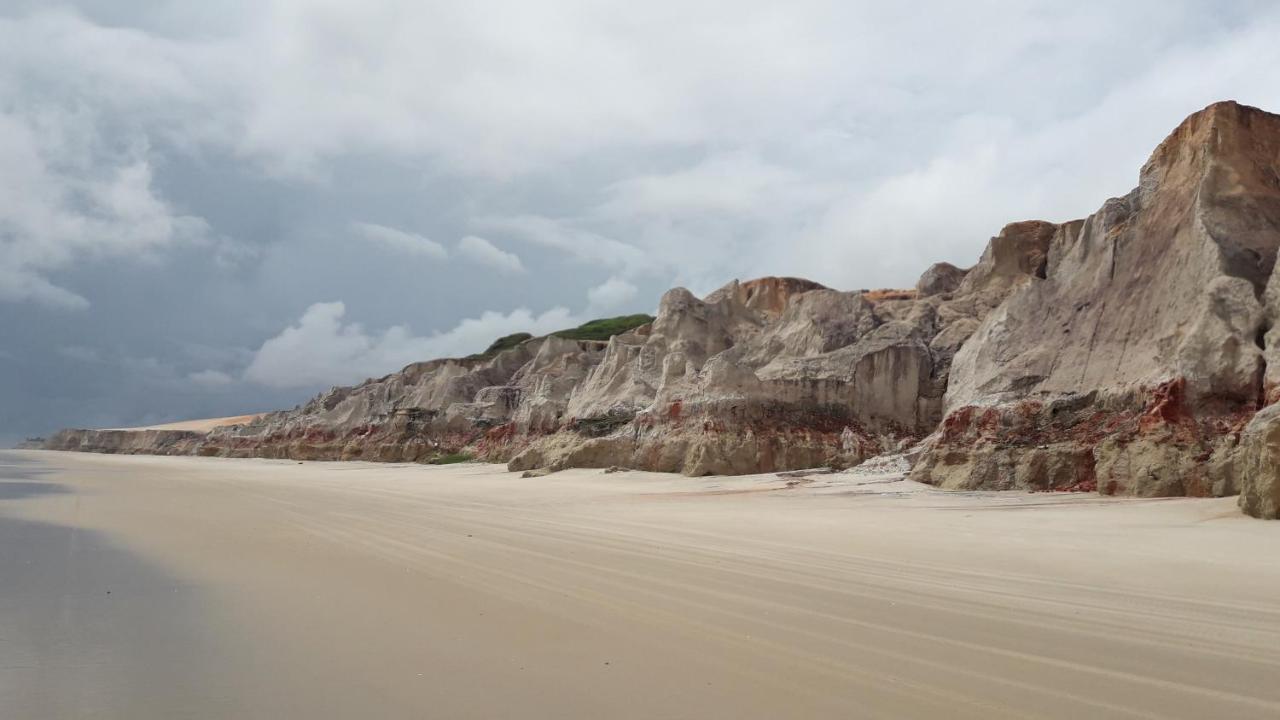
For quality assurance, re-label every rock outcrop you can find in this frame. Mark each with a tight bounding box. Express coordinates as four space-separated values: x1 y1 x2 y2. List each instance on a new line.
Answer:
45 428 206 455
506 252 1050 474
915 101 1280 503
191 334 610 462
42 101 1280 518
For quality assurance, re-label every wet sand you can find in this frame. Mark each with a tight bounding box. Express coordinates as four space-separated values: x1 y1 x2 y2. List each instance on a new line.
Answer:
3 450 1280 719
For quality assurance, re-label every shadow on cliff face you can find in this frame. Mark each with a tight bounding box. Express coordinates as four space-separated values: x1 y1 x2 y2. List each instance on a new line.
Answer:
0 459 247 718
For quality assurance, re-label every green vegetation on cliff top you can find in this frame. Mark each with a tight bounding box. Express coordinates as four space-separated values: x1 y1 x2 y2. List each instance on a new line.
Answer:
551 314 654 341
467 332 534 360
465 314 654 361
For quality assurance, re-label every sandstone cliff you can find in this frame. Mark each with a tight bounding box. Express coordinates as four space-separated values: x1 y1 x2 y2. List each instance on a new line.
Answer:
43 101 1280 517
915 101 1280 510
46 428 205 455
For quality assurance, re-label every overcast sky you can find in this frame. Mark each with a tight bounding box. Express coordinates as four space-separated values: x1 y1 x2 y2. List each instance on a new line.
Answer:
2 1 1279 442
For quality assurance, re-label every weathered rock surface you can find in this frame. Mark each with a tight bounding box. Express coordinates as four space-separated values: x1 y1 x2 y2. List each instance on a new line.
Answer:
1237 404 1280 518
506 259 1047 475
45 428 206 455
917 101 1280 502
915 262 967 297
42 101 1280 517
191 335 612 463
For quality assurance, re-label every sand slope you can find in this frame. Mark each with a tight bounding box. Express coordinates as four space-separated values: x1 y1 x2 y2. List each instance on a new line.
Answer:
105 413 266 432
2 451 1280 718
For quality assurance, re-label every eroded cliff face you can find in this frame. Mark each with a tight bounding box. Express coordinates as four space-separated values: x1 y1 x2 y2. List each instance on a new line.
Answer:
915 101 1280 503
185 335 611 462
45 428 206 455
42 101 1280 516
505 249 1061 475
45 260 1039 475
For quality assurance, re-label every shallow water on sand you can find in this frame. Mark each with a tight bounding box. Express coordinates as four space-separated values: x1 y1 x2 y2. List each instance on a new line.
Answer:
0 459 245 717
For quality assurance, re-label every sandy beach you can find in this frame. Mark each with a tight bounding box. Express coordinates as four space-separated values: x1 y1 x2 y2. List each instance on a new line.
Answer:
3 451 1280 719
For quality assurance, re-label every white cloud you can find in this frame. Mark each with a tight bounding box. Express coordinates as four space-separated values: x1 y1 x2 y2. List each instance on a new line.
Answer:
0 111 210 308
352 222 448 259
225 1 846 177
244 301 579 388
457 235 525 274
478 215 657 276
601 151 828 217
6 3 1280 308
0 268 89 310
587 276 639 312
57 0 1274 190
188 369 235 387
0 12 219 309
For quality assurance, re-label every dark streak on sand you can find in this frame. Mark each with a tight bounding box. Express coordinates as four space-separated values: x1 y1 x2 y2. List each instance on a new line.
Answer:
0 469 244 717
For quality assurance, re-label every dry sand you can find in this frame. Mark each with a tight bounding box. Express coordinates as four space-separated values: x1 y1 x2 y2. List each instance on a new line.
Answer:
2 451 1280 719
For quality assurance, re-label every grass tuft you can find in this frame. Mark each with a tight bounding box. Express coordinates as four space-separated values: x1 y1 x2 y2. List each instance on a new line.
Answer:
465 332 533 360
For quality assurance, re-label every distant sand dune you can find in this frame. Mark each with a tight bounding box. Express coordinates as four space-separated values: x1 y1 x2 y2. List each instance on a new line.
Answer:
107 413 265 432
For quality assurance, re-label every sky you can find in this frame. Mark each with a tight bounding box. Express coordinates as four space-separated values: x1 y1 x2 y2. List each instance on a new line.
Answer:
2 0 1279 443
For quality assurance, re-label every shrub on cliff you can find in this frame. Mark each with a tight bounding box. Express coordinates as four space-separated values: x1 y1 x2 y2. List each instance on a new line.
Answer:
552 314 654 341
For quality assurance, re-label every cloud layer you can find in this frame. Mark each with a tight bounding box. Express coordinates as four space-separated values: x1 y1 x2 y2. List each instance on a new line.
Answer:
243 301 577 388
353 222 448 260
457 236 525 275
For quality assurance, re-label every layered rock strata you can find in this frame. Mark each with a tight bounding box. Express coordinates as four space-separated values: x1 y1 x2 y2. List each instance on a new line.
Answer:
914 101 1280 510
42 101 1280 517
46 428 205 455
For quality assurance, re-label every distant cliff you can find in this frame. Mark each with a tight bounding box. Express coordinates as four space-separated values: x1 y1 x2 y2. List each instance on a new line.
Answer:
46 101 1280 518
